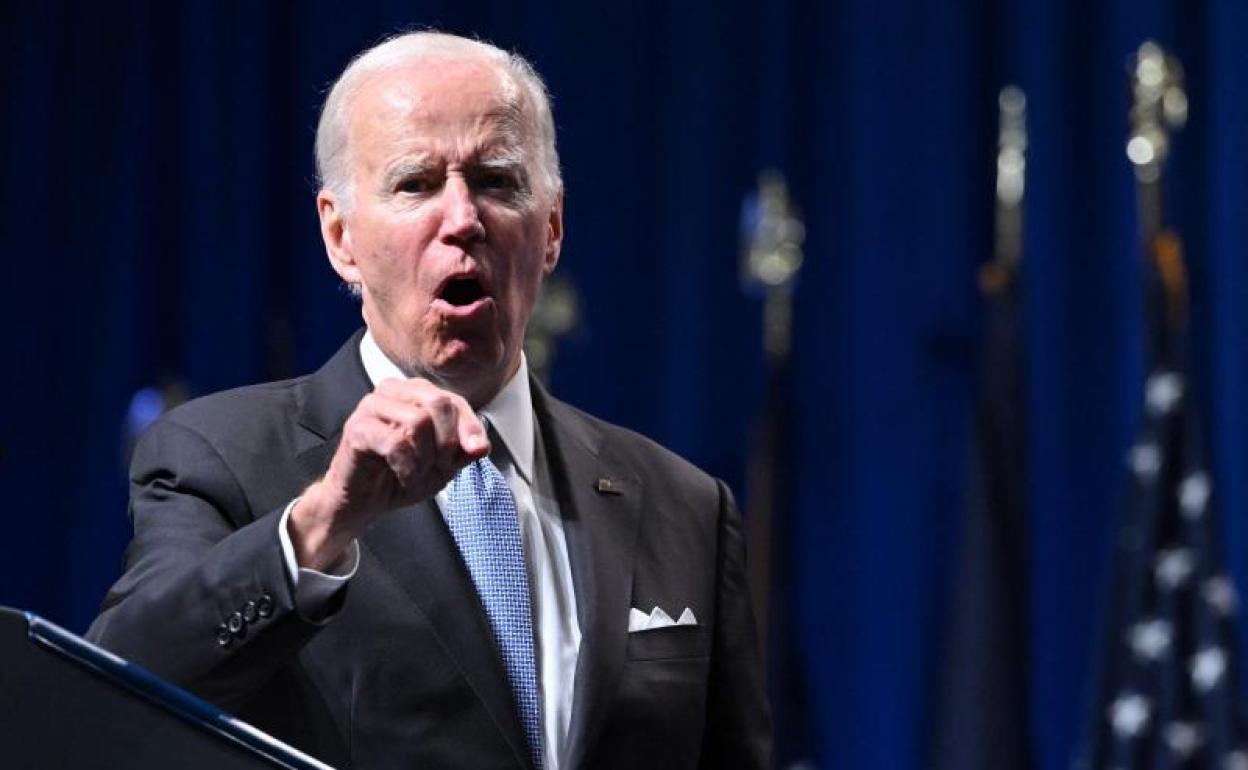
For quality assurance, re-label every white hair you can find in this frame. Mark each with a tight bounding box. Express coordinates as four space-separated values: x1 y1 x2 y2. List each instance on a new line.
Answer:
314 31 562 205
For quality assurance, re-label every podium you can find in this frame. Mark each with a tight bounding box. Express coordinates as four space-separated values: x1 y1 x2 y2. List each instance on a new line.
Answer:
0 607 334 769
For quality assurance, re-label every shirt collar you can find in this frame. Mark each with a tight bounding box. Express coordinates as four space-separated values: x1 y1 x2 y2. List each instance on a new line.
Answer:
359 330 535 484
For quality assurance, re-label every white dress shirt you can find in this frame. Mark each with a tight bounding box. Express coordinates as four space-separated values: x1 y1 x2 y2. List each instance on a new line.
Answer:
278 331 580 769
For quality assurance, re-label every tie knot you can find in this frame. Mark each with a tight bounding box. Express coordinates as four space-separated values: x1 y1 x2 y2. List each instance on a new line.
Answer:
475 415 513 473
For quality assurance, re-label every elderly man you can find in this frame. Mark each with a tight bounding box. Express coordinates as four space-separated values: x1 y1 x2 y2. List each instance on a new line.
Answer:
89 32 770 769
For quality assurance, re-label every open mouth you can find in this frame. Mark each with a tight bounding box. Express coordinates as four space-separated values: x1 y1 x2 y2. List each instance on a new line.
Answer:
438 276 489 307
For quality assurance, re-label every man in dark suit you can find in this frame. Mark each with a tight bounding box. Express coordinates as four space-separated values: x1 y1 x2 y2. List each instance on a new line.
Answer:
89 31 770 769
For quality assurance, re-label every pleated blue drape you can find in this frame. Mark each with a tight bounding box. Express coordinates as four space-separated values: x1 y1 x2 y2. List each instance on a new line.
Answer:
1 2 1244 768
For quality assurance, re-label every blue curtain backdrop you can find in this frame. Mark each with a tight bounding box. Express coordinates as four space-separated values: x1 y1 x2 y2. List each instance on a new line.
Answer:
1 2 1245 769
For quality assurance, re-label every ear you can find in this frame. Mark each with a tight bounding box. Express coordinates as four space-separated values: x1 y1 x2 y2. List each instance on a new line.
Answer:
317 188 361 286
542 191 564 275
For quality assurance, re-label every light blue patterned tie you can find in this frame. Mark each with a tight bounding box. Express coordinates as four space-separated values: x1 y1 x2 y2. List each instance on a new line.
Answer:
442 428 543 769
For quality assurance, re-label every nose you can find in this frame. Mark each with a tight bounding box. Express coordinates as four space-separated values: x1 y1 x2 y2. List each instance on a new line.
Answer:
439 174 485 246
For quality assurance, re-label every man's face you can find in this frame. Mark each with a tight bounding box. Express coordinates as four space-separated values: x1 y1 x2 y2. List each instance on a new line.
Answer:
318 57 562 406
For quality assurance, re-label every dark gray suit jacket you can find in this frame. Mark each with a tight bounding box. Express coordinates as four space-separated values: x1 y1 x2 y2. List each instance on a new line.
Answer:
88 330 771 769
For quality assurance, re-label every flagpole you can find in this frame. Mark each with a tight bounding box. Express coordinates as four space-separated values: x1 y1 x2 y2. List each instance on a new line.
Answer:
930 84 1032 770
740 169 805 655
1126 41 1189 366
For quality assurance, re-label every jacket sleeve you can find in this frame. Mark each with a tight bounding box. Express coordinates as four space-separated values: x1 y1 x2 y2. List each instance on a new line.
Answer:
86 417 340 711
699 480 774 768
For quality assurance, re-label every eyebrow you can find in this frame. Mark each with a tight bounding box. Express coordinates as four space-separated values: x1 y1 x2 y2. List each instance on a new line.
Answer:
476 154 526 173
381 152 528 187
381 158 437 189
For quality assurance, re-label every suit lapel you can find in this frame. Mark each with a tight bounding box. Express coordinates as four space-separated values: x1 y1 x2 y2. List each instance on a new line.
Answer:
533 384 643 768
291 330 533 770
293 329 369 480
362 502 535 770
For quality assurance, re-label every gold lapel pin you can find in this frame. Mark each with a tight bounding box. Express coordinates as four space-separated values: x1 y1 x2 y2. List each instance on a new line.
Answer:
596 478 622 494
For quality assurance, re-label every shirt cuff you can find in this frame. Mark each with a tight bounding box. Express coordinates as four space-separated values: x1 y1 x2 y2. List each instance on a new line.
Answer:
279 497 360 618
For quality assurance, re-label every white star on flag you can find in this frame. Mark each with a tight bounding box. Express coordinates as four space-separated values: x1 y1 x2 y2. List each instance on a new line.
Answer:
1204 576 1240 617
1129 442 1162 480
1163 721 1203 757
1191 647 1228 692
1129 618 1173 661
1179 471 1211 520
1110 692 1152 737
1155 548 1195 591
1146 371 1184 416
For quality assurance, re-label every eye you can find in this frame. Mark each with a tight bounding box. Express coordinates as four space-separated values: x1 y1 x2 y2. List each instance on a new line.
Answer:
395 174 439 195
475 170 520 192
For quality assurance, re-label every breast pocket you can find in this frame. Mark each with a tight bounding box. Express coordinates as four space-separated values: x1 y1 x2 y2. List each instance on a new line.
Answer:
624 624 710 661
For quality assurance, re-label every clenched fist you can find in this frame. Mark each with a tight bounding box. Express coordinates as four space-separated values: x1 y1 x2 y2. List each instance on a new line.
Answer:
289 378 490 570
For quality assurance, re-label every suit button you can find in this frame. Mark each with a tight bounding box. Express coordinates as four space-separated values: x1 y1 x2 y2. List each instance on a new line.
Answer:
217 625 233 648
227 611 245 634
257 594 274 618
242 600 258 623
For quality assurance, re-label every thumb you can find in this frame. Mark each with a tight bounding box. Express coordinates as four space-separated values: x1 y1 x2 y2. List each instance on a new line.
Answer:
459 411 491 458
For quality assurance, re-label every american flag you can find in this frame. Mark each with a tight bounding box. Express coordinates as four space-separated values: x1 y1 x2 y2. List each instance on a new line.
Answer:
1080 244 1248 769
1081 40 1248 770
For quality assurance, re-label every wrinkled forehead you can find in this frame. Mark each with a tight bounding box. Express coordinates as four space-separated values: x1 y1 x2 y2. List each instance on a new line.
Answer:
347 58 532 162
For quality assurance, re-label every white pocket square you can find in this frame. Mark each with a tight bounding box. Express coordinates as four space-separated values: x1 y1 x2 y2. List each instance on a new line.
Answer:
628 606 698 632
